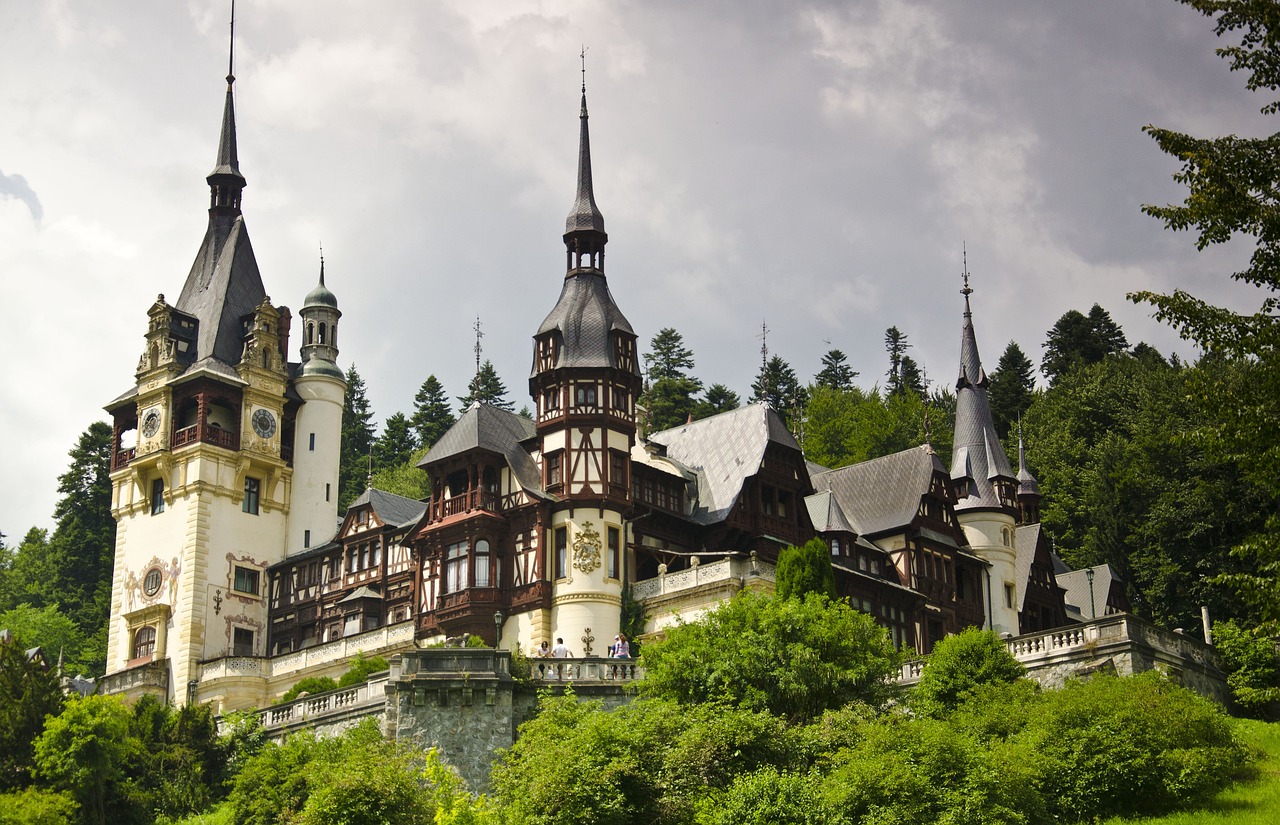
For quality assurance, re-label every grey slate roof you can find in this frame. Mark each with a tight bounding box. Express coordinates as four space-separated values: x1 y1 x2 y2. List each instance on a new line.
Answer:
1016 436 1041 496
338 585 382 604
647 402 799 526
805 489 861 534
1056 564 1122 620
812 445 947 537
565 92 606 236
420 403 544 497
534 272 637 373
175 215 266 367
950 294 1016 511
349 487 426 529
1014 522 1043 611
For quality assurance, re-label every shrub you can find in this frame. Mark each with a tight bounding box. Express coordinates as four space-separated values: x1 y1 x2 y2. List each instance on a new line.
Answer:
1213 619 1280 719
774 538 837 600
0 787 79 825
277 676 338 704
338 652 389 688
913 628 1026 717
696 767 829 825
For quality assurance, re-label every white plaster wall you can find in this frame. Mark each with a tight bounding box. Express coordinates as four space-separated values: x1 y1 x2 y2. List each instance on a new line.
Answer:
959 512 1019 634
288 375 345 555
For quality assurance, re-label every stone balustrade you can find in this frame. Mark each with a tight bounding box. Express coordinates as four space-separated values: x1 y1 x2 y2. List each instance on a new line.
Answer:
631 555 776 600
98 658 169 697
199 619 416 684
259 674 389 732
528 657 644 683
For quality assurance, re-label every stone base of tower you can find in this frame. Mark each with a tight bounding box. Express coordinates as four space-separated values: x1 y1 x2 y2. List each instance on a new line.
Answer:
551 594 623 658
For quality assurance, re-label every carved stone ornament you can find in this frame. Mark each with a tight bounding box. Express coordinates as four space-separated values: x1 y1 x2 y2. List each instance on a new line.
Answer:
572 521 602 574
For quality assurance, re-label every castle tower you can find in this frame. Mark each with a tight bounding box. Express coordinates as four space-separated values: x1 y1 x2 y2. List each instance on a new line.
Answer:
949 272 1022 635
528 76 642 649
100 34 331 705
288 260 345 553
1016 425 1041 526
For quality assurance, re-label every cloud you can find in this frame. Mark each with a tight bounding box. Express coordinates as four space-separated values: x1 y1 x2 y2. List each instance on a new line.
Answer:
0 169 43 222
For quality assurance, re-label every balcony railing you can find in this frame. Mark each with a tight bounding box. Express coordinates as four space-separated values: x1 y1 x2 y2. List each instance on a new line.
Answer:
173 423 240 451
529 657 644 683
631 556 776 600
259 673 389 731
113 447 137 470
431 490 500 521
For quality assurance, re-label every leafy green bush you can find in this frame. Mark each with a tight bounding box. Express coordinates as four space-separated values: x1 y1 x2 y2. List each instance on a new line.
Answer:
0 787 79 825
337 652 389 688
913 627 1026 717
774 538 837 601
640 592 899 721
1213 619 1280 719
696 767 828 825
276 676 338 704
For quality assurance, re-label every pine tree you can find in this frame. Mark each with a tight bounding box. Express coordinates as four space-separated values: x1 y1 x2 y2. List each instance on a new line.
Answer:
339 365 376 508
47 422 115 639
409 375 454 449
751 355 806 428
641 329 703 432
884 327 912 396
458 360 513 411
987 341 1036 438
1042 304 1129 385
694 383 741 420
814 349 858 391
374 412 416 471
898 355 925 397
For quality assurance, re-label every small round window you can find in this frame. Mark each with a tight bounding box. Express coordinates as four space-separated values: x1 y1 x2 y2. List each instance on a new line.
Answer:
143 567 163 597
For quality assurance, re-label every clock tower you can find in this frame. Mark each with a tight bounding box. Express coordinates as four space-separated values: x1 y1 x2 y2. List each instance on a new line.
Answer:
529 80 642 648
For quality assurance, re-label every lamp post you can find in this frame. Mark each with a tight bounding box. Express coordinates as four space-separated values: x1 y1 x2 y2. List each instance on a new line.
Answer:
187 679 199 706
1085 567 1096 620
493 610 504 648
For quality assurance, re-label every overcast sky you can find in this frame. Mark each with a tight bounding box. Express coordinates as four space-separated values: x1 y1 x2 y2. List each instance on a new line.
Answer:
0 0 1270 538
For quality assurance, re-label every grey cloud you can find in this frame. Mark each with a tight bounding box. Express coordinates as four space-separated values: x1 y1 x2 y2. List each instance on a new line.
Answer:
0 168 43 222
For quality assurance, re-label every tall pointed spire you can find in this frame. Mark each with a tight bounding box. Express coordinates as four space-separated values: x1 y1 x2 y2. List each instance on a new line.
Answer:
949 255 1016 512
208 1 245 213
564 47 607 272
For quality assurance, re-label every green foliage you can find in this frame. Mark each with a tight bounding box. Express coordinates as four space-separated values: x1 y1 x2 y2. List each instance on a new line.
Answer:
642 329 703 432
409 374 455 449
368 445 431 501
0 787 79 825
639 592 899 721
697 767 827 825
774 538 836 601
0 603 93 676
458 360 513 411
750 355 806 429
340 365 377 510
337 652 389 688
1023 353 1270 628
0 528 55 615
912 628 1026 718
277 676 339 704
1213 620 1280 719
34 695 136 825
1041 304 1130 384
693 383 740 420
646 328 698 382
0 632 65 791
813 348 857 391
804 385 954 470
373 412 416 469
987 340 1036 439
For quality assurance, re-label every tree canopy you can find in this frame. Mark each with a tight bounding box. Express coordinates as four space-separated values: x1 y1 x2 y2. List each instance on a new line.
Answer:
987 340 1036 439
774 538 837 601
458 360 513 411
339 365 376 509
1041 304 1129 385
642 329 703 432
409 374 454 449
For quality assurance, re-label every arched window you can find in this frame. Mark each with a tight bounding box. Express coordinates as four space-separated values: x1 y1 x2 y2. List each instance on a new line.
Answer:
319 322 327 344
307 322 314 344
475 540 491 587
133 626 156 659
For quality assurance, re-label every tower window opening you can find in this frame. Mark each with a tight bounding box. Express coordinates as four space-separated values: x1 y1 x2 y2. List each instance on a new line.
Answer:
445 541 468 593
326 482 331 502
575 384 597 408
150 478 165 515
132 626 156 660
307 323 314 344
555 527 568 579
319 323 327 344
608 527 620 580
243 477 260 515
304 529 311 548
309 433 315 451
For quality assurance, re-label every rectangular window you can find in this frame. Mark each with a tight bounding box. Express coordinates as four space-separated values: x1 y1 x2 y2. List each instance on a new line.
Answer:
475 540 491 588
326 482 331 502
575 384 597 407
608 527 620 580
555 527 568 579
243 477 260 514
232 627 255 657
610 452 626 487
1004 583 1015 609
233 565 260 595
445 542 468 593
304 529 311 548
544 388 560 413
309 433 316 451
150 478 165 515
546 453 562 487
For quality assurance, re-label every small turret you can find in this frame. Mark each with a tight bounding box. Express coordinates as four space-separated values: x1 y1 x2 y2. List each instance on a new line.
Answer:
299 257 343 379
1016 423 1041 525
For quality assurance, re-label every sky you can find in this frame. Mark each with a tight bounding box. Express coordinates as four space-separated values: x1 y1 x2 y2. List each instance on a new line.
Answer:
0 0 1271 538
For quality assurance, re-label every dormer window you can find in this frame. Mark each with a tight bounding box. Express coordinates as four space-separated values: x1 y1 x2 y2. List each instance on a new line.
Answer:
537 335 560 372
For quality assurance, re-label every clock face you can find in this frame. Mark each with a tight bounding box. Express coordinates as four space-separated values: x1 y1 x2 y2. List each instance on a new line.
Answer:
251 408 277 439
141 409 162 438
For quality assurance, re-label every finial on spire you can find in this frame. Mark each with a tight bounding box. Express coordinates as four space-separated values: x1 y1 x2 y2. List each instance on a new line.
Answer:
319 241 325 284
227 0 237 86
960 242 974 318
758 319 769 373
580 45 588 94
473 316 484 387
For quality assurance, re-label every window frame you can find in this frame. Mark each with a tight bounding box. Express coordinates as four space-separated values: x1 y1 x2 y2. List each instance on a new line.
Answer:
233 565 260 596
242 477 260 514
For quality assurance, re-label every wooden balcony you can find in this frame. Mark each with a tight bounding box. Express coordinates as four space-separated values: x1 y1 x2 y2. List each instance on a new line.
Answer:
173 423 239 451
112 447 137 471
430 490 500 522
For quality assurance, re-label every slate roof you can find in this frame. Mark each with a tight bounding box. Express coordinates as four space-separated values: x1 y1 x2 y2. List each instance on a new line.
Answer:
950 294 1016 511
174 216 267 367
805 489 861 534
1016 435 1041 496
1056 564 1123 620
565 91 606 236
337 585 382 604
534 272 637 373
1014 522 1043 611
812 445 947 537
647 403 799 526
420 403 544 497
349 487 425 529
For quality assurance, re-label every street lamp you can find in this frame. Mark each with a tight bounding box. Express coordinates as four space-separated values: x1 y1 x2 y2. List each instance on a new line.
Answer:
493 610 504 647
1085 567 1096 620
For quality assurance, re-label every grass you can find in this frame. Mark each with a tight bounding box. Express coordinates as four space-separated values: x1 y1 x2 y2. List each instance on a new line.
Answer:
1104 719 1280 825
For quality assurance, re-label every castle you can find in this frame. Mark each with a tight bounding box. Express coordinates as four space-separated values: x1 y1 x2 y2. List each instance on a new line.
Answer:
99 47 1123 711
